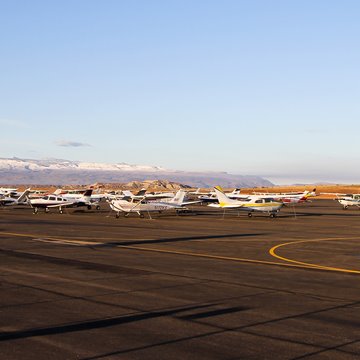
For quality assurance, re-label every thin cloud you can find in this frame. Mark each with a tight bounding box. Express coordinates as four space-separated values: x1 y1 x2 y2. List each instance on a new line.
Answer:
55 140 92 147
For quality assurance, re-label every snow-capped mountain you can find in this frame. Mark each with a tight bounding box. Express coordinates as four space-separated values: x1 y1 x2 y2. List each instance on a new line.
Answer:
0 157 274 187
0 158 166 172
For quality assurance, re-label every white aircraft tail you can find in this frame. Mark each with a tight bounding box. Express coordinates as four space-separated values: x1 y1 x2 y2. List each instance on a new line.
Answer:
122 190 135 198
214 186 239 206
168 190 186 205
17 188 31 203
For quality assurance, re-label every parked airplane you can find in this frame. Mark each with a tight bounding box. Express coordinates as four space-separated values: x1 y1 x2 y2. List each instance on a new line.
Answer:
148 189 201 206
231 188 317 204
58 189 101 210
108 190 191 218
335 194 360 210
29 189 96 214
0 187 18 197
209 186 283 218
121 188 175 201
197 188 242 203
0 188 31 206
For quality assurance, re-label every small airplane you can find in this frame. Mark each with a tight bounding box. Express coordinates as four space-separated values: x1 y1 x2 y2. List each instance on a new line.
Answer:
122 188 175 201
197 188 243 203
209 186 283 218
57 189 101 210
0 187 18 197
335 194 360 210
29 190 96 214
148 190 201 206
108 190 192 218
0 188 31 206
232 188 317 204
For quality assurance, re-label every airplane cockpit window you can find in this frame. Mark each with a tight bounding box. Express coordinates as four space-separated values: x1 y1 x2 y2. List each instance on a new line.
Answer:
49 196 56 201
255 199 263 203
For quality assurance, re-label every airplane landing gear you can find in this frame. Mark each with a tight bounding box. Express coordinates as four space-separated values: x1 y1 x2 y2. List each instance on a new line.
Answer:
33 207 39 214
248 212 252 218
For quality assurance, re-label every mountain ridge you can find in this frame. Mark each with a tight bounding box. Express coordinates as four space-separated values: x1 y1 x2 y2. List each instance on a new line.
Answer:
0 157 273 188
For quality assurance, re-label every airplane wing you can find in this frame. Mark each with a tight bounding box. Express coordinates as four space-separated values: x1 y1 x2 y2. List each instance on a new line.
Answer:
181 200 202 206
47 201 75 208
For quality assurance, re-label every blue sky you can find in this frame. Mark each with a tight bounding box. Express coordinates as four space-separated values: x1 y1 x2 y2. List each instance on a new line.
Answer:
1 0 359 184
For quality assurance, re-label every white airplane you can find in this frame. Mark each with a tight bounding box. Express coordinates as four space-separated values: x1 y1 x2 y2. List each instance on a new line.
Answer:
0 188 31 206
209 186 283 218
29 189 96 214
122 188 175 201
197 188 243 203
148 190 201 206
108 190 191 218
57 189 101 210
335 194 360 210
230 188 317 204
0 187 18 197
188 188 212 196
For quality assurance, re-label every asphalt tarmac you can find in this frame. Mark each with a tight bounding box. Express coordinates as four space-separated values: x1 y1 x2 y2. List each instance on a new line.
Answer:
1 200 360 359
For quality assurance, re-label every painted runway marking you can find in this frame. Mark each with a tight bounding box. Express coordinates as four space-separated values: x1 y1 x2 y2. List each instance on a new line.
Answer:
269 237 360 274
2 231 360 274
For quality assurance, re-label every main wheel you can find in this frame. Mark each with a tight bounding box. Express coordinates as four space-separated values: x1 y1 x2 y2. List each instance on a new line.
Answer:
115 213 120 218
270 213 276 218
248 212 252 218
33 207 38 214
45 208 49 213
140 213 145 218
96 205 101 210
343 206 348 210
87 205 92 210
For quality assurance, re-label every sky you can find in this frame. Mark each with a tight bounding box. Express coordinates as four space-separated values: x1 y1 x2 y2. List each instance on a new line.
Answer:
1 0 359 185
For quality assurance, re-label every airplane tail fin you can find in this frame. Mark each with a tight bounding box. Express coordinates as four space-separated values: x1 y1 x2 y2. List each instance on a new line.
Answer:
53 189 63 195
83 189 93 198
122 190 134 198
231 188 241 195
305 188 317 198
169 190 186 205
17 188 31 203
213 186 238 206
136 188 147 196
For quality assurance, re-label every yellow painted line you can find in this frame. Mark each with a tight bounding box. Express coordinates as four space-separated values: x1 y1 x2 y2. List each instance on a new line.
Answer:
118 245 322 270
269 237 360 274
3 231 360 274
0 231 320 270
